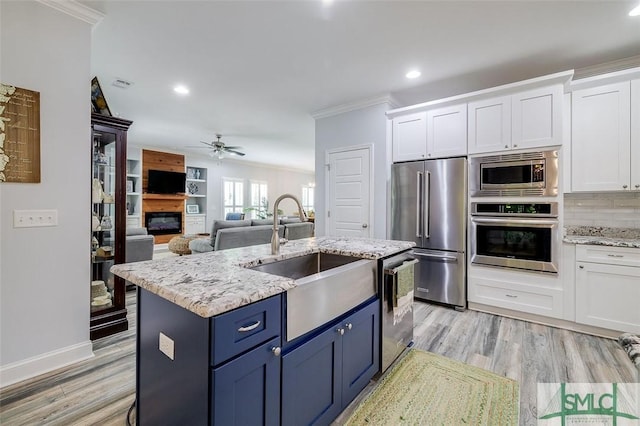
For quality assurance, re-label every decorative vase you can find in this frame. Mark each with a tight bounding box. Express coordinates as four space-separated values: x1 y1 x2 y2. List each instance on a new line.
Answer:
100 215 112 230
92 178 104 203
92 214 101 231
195 169 200 179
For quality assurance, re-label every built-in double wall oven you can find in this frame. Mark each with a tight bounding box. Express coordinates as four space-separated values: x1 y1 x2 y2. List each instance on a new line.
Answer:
470 202 559 274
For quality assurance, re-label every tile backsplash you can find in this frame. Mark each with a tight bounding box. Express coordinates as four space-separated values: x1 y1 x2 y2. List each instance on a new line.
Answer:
564 192 640 228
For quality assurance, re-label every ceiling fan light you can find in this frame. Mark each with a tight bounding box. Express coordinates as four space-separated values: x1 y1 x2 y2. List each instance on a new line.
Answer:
630 4 640 16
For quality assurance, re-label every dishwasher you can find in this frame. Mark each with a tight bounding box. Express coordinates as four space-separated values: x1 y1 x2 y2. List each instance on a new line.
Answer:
380 251 417 373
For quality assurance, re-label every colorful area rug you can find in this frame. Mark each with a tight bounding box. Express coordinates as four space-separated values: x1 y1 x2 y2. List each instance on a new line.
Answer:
345 349 519 425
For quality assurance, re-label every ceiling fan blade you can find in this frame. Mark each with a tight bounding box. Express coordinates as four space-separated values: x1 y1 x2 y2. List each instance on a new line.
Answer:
226 149 245 156
222 145 242 150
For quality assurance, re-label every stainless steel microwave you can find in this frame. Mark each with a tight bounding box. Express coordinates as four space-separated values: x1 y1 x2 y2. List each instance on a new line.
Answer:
469 150 558 197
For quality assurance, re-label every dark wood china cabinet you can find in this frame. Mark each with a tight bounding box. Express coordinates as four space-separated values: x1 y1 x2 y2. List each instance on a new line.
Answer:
90 113 132 339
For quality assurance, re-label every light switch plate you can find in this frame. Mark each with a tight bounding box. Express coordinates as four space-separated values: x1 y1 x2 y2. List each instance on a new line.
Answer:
13 209 58 228
159 332 175 360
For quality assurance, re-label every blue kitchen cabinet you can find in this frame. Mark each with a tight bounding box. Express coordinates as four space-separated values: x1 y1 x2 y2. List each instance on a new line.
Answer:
137 288 281 425
281 322 344 426
281 299 379 426
212 336 281 426
340 298 380 407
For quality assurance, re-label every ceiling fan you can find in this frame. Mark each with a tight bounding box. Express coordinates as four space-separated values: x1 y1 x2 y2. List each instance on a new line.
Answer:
196 134 245 158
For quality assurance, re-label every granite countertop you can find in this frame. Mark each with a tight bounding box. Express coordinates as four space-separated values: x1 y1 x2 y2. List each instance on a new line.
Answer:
111 236 415 318
563 226 640 249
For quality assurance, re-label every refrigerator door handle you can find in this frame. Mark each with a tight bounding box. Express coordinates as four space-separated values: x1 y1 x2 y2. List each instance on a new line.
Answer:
416 171 423 238
424 170 431 239
413 251 458 262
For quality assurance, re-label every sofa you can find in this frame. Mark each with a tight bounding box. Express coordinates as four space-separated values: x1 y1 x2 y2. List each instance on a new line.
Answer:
189 218 314 253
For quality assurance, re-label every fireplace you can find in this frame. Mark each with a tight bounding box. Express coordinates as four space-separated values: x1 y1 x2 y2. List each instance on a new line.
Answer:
145 212 182 235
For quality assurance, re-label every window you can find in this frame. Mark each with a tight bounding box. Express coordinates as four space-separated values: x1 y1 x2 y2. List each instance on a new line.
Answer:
302 185 314 215
223 178 244 216
249 181 268 219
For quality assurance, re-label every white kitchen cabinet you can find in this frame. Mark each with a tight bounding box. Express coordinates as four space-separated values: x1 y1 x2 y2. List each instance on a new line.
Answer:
571 81 633 192
575 245 640 334
185 214 206 235
468 95 511 154
631 79 640 190
426 103 467 158
392 111 427 162
512 85 563 151
468 85 563 155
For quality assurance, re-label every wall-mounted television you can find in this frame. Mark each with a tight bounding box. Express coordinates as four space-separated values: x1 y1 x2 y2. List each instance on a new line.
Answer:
147 169 186 194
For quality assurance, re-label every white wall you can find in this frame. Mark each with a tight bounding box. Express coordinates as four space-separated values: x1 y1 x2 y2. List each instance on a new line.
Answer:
314 102 393 238
0 2 94 386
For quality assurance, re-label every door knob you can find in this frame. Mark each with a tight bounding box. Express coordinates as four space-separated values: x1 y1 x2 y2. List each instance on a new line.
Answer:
362 224 368 228
337 328 345 336
271 346 281 357
345 323 353 331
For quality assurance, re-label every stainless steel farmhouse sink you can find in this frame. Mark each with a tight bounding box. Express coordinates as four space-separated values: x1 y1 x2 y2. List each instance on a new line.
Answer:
250 253 377 341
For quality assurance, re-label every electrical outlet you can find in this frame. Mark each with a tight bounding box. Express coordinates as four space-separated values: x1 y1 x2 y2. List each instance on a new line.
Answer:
13 209 58 228
159 332 175 360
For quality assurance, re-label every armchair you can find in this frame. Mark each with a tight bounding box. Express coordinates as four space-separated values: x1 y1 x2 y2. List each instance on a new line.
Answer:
125 227 154 263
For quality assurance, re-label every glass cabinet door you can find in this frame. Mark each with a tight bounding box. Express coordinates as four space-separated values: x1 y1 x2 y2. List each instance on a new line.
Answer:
91 129 118 313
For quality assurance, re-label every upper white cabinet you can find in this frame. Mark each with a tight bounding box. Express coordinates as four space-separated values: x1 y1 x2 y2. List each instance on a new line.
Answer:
571 80 637 191
392 111 427 162
426 103 467 159
468 85 563 155
392 104 467 162
468 95 511 154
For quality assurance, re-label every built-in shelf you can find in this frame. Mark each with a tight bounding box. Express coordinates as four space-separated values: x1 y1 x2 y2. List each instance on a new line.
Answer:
127 192 141 196
186 178 206 183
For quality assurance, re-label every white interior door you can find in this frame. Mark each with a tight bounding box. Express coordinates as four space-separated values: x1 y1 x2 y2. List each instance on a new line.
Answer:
326 146 372 237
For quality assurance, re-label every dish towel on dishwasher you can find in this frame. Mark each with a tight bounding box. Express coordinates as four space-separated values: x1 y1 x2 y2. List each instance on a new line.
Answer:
393 261 414 325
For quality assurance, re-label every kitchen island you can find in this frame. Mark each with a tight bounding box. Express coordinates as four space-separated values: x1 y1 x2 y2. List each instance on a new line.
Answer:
111 236 414 425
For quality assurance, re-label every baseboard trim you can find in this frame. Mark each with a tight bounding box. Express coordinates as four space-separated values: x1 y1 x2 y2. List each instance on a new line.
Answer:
0 341 94 388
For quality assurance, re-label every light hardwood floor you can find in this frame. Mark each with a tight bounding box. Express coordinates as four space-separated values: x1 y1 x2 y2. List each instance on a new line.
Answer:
1 293 635 425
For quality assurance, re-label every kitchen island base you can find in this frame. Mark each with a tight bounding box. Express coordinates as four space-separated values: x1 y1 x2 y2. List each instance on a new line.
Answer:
136 287 379 425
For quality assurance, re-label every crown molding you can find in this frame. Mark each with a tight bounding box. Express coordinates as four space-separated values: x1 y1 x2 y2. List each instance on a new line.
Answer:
36 0 104 26
311 94 400 120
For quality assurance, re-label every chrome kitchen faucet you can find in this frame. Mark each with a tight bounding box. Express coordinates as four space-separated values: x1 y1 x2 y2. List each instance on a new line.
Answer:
271 193 307 254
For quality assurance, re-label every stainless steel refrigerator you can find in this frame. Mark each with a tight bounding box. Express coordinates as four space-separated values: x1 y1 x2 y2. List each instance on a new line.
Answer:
390 157 467 308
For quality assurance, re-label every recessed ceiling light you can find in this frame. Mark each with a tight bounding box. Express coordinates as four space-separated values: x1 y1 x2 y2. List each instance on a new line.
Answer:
406 70 421 79
173 85 189 95
629 4 640 16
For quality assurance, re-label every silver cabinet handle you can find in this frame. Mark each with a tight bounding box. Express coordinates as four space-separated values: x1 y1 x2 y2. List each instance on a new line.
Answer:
607 254 624 258
635 184 640 189
505 294 518 298
623 184 628 189
513 144 518 148
345 323 353 331
362 224 368 229
579 265 584 269
271 346 281 357
505 145 509 149
337 328 344 336
238 320 261 332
